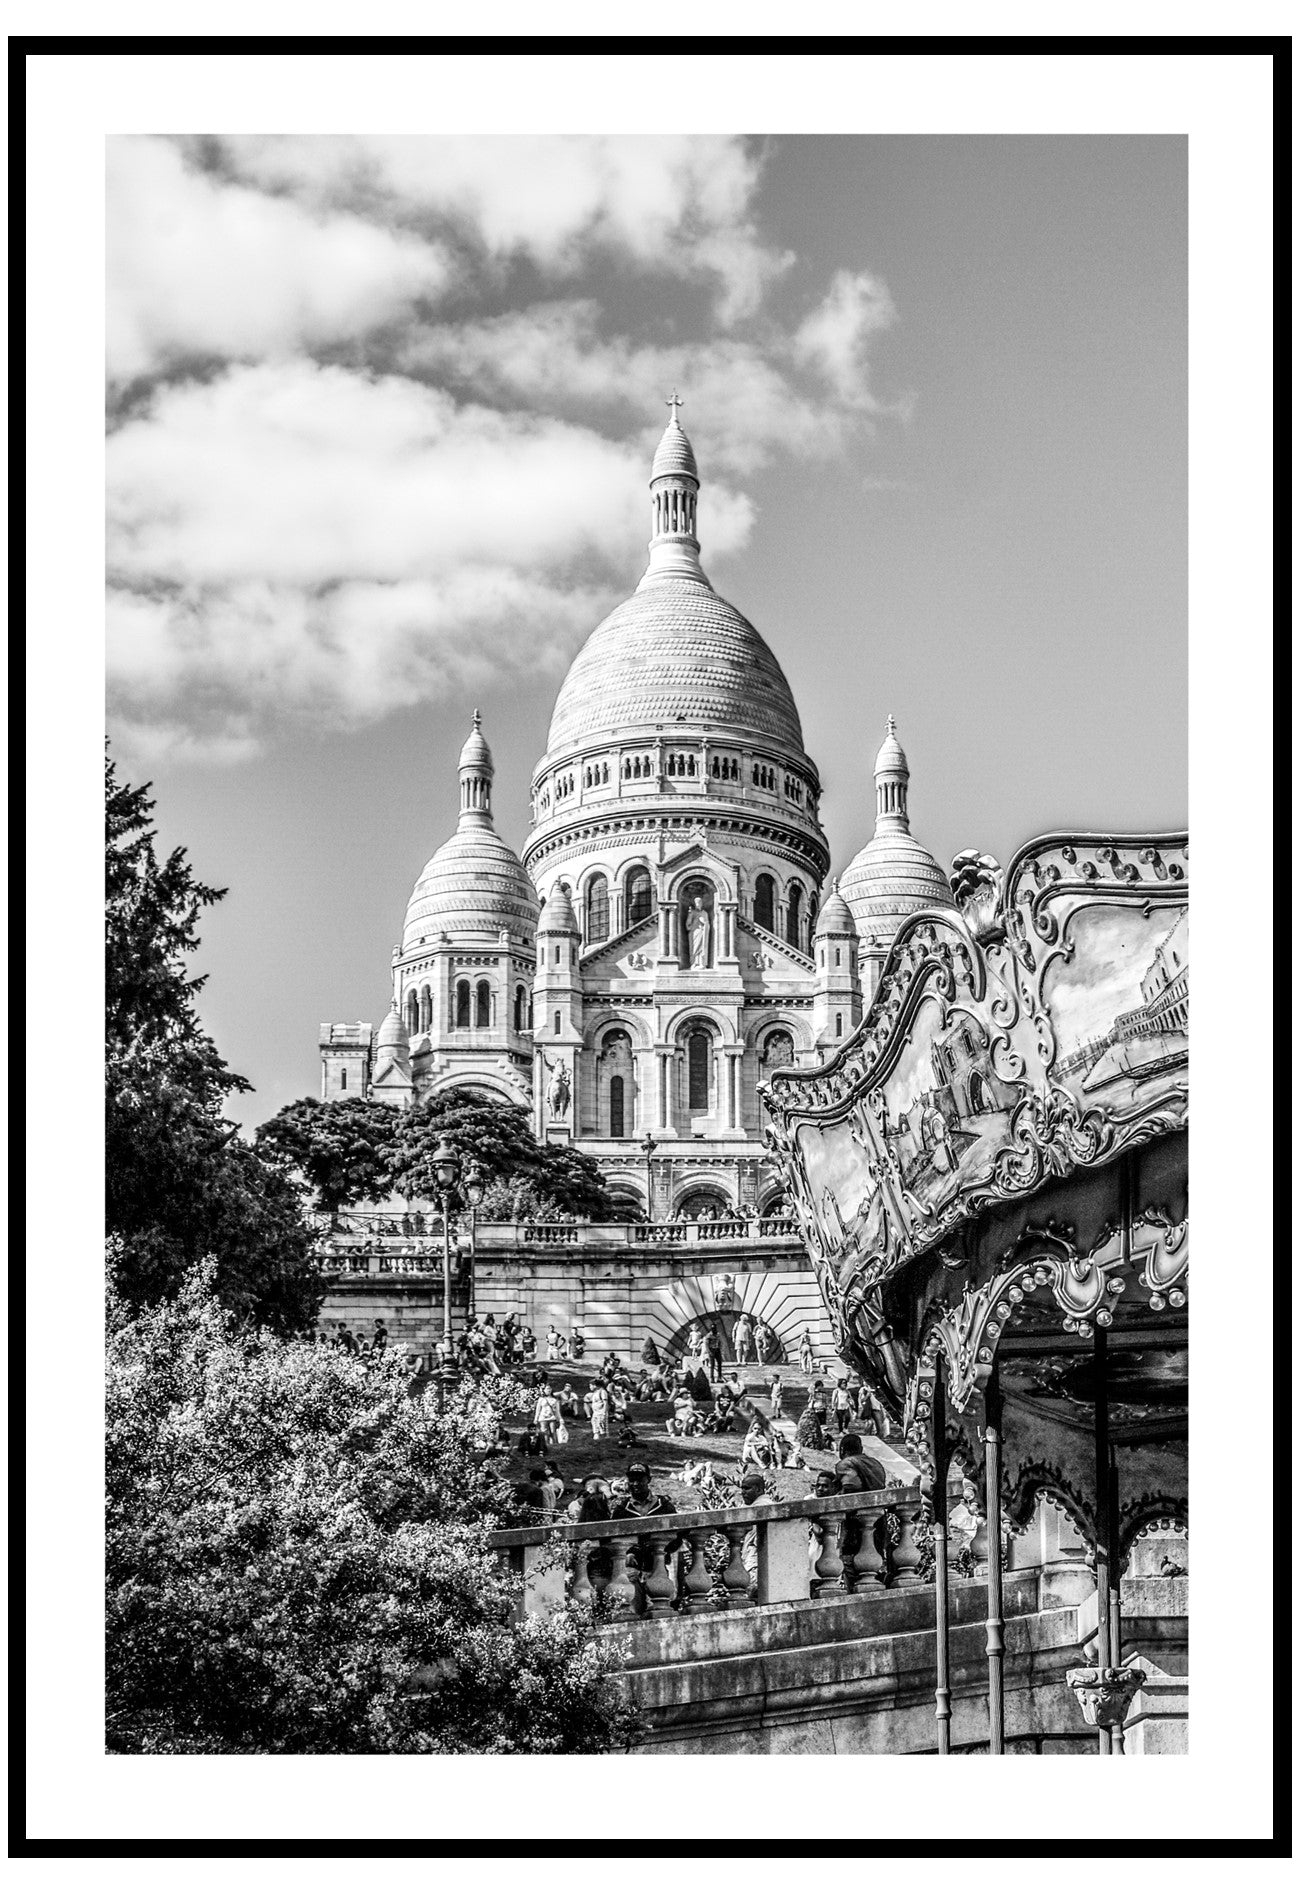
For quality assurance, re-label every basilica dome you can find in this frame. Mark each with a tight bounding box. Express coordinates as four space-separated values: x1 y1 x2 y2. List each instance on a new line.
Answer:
402 825 539 951
401 713 539 952
544 582 806 759
839 717 956 950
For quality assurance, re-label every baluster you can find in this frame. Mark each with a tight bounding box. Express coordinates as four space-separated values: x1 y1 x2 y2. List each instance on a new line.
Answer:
812 1509 845 1595
889 1509 925 1586
682 1527 715 1614
873 1508 903 1587
849 1508 888 1588
717 1525 751 1608
603 1532 642 1617
569 1539 596 1609
639 1532 676 1616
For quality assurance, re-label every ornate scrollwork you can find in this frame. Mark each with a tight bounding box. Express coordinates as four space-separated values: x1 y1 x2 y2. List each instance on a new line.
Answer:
949 850 1005 946
1066 1665 1146 1730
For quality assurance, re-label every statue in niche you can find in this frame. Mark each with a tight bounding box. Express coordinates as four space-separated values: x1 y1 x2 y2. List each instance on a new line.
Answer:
685 893 713 969
545 1059 571 1119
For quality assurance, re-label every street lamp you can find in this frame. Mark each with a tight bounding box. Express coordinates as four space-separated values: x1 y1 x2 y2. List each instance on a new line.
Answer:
433 1138 461 1404
463 1158 485 1318
639 1132 658 1224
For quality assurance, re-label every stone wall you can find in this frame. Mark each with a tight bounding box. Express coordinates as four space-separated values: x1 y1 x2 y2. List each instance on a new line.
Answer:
317 1238 838 1368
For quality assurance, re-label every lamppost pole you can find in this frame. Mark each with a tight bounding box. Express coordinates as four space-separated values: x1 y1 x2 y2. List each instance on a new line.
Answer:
464 1159 484 1320
432 1138 461 1409
639 1132 658 1224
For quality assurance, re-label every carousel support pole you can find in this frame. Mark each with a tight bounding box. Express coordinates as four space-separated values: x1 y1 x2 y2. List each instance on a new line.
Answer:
932 1373 952 1755
1108 1155 1131 1753
1108 1454 1127 1753
982 1363 1005 1754
1094 1322 1113 1754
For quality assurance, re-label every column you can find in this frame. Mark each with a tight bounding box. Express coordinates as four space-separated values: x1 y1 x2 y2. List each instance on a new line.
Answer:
983 1364 1005 1754
1094 1323 1114 1755
724 1047 743 1131
719 903 739 964
932 1373 952 1755
657 1049 674 1133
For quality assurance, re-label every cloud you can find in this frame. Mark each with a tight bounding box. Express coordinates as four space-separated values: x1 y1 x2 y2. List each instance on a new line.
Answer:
793 268 901 409
105 137 909 762
106 362 756 758
208 133 789 324
108 138 454 381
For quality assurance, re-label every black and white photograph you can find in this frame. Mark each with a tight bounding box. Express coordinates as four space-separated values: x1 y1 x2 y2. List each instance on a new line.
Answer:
22 36 1282 1859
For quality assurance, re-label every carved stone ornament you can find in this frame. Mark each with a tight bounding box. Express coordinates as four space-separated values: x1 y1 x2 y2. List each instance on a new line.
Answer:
1066 1665 1145 1730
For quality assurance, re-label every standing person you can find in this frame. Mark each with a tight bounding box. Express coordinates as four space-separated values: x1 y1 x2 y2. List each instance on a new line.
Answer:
541 1460 565 1511
798 1328 815 1375
546 1323 562 1363
768 1373 785 1424
831 1377 854 1436
733 1311 754 1366
534 1385 561 1447
571 1325 585 1360
705 1323 723 1383
586 1381 611 1440
736 1471 775 1602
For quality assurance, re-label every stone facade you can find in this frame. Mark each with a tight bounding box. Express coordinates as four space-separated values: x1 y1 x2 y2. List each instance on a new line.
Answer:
319 410 956 1218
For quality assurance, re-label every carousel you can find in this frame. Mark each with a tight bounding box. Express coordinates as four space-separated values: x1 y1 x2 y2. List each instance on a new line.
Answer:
762 832 1188 1753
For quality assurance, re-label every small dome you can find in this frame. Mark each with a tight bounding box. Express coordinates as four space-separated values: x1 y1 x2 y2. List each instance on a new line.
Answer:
376 1006 409 1050
651 414 698 482
875 714 908 776
538 881 578 934
840 832 956 946
814 880 856 937
459 709 492 772
402 825 538 951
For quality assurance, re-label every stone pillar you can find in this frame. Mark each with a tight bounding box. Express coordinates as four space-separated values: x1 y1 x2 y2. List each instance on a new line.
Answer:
719 902 739 964
657 1048 674 1132
724 1047 743 1131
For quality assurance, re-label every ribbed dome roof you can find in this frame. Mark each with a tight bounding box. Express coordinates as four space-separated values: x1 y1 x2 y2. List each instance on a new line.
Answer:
544 581 805 758
376 1006 410 1050
402 825 538 951
459 710 492 771
538 881 578 934
875 715 908 775
840 833 956 945
814 880 856 937
651 414 699 481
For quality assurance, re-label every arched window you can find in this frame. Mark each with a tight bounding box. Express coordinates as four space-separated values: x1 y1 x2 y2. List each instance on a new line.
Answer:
513 985 526 1032
627 867 653 925
586 874 609 944
835 1013 844 1037
340 1069 347 1090
419 986 432 1032
787 883 803 949
406 991 419 1036
455 980 470 1029
609 1075 625 1139
475 980 491 1028
687 1031 710 1112
553 1010 561 1035
754 873 775 932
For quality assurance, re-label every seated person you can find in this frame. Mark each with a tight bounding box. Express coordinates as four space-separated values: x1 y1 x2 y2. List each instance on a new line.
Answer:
739 1418 774 1469
517 1423 546 1458
616 1419 640 1449
667 1393 702 1438
833 1431 887 1493
610 1462 675 1520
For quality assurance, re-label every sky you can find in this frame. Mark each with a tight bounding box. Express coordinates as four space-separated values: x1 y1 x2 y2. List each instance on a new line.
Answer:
105 134 1188 1130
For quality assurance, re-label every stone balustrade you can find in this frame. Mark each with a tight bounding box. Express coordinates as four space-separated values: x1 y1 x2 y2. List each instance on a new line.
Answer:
314 1218 803 1276
489 1489 926 1620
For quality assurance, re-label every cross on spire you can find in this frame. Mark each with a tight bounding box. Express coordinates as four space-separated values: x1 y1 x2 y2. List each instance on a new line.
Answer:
666 390 684 423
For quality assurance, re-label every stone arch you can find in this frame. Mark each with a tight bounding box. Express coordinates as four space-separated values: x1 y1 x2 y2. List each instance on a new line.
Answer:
619 858 656 928
672 1182 734 1220
664 1004 738 1048
586 1006 654 1051
752 870 776 932
424 1069 525 1108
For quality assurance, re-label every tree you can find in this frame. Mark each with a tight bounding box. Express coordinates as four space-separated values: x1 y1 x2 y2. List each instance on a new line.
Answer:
255 1096 399 1226
106 1265 639 1754
386 1093 619 1221
105 753 320 1334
